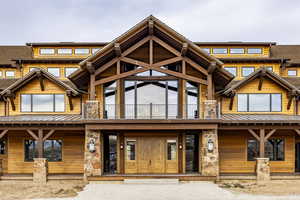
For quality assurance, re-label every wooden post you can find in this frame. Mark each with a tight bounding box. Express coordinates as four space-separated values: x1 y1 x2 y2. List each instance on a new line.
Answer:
90 74 96 100
259 129 265 158
37 129 44 158
207 74 213 100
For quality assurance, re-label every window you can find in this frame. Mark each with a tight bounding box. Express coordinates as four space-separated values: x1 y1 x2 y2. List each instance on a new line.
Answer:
126 140 136 160
224 67 237 76
43 140 62 161
230 48 245 54
21 94 65 112
75 48 90 55
57 48 72 55
65 67 78 77
92 48 101 54
24 140 38 161
0 140 5 154
265 66 273 72
212 48 228 54
288 70 297 76
247 139 259 161
186 82 198 119
47 68 60 77
29 67 39 72
202 48 210 54
167 140 177 160
247 138 284 161
0 71 2 77
25 140 62 162
40 48 55 55
237 93 281 112
265 138 284 161
242 67 255 77
247 48 262 54
5 71 15 78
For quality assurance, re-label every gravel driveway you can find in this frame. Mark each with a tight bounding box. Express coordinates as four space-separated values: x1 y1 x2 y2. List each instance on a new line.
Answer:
36 182 300 200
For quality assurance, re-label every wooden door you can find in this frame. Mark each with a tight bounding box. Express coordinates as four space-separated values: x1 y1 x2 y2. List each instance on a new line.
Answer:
149 137 165 173
165 137 179 173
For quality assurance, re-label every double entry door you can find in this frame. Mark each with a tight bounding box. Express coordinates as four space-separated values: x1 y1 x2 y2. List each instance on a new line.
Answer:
125 136 178 174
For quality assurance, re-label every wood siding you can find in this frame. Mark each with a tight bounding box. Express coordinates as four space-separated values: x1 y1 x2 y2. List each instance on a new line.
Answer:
7 131 84 174
219 130 295 173
222 78 295 115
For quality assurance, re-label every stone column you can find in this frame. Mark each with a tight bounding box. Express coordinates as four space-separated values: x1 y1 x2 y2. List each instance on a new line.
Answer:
201 129 219 177
84 129 102 180
256 158 270 183
203 100 218 119
84 100 99 119
33 158 47 184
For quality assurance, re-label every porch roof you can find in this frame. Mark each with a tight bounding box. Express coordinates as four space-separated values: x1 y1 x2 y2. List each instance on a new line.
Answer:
221 114 300 123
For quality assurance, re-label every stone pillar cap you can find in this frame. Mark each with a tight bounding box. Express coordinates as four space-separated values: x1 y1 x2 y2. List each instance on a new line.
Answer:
256 158 270 160
33 158 47 161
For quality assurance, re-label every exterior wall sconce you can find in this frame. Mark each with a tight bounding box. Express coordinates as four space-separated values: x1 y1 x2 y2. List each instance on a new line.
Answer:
207 139 214 152
179 144 183 149
120 144 124 149
87 138 96 153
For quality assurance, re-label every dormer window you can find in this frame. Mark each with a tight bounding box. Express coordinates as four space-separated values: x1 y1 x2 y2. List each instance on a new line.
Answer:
247 48 262 54
230 48 245 54
40 48 55 55
58 48 72 55
212 48 228 54
75 48 90 55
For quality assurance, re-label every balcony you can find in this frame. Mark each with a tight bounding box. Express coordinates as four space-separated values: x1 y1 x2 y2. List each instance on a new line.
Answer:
83 102 219 120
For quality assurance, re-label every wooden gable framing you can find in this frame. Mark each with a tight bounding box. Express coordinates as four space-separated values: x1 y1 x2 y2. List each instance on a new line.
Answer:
69 15 234 99
0 69 83 111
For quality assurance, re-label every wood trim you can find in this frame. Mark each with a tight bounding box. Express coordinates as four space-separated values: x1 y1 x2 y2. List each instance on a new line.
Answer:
0 130 8 139
95 57 119 76
259 129 265 158
90 73 96 100
37 129 43 158
148 20 154 35
121 57 150 68
295 129 300 136
181 43 188 56
184 57 208 76
258 76 263 91
264 129 276 141
152 36 181 57
43 129 55 141
114 43 121 57
26 129 39 140
152 56 182 68
207 74 213 100
122 36 151 57
247 129 260 141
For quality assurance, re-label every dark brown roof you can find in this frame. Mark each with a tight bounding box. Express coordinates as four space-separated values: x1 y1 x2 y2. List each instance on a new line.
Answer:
0 46 32 66
222 114 300 123
0 79 19 90
196 42 276 46
222 67 299 96
283 77 300 88
270 45 300 65
26 42 108 47
0 114 82 124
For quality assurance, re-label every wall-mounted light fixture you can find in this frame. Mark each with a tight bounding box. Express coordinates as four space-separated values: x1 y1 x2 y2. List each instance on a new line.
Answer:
87 138 96 153
207 139 214 152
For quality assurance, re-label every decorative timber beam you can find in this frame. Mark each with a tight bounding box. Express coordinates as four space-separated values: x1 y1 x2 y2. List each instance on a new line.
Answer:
36 71 45 91
5 90 15 111
120 57 150 68
0 130 8 139
86 62 95 74
248 129 276 158
148 20 154 35
229 90 236 111
181 43 188 57
152 36 181 57
258 68 266 91
152 56 182 68
66 90 74 111
183 57 208 76
114 43 121 57
294 129 300 136
42 130 55 141
287 89 297 110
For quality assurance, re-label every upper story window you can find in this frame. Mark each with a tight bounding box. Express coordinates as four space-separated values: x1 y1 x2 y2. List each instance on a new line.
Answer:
224 67 237 76
21 94 65 112
237 93 281 112
5 71 15 78
0 71 3 77
92 48 101 54
242 67 255 77
230 48 245 54
212 48 228 54
247 48 262 54
288 70 297 76
75 48 90 55
65 67 78 77
202 48 210 54
47 68 60 77
40 48 55 55
265 66 273 72
57 48 72 55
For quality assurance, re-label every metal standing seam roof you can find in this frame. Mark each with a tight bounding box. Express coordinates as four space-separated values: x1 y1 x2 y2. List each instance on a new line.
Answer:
0 114 83 123
221 114 300 122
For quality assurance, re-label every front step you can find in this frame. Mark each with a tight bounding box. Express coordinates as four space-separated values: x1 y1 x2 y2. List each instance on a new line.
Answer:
124 178 179 184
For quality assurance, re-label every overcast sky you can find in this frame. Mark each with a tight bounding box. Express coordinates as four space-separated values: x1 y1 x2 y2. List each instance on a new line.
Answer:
1 0 300 45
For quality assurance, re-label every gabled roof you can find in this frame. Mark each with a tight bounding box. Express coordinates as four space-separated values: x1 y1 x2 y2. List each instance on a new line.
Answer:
270 45 300 66
222 67 299 96
70 15 234 89
0 69 83 96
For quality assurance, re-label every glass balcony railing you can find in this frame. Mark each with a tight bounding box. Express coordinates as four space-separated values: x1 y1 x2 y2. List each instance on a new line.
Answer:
82 103 220 120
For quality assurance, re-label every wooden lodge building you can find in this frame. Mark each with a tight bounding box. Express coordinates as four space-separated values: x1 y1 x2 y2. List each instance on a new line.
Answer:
1 15 300 182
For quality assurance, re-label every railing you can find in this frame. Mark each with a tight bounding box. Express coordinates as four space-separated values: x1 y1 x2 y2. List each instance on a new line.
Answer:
83 102 220 120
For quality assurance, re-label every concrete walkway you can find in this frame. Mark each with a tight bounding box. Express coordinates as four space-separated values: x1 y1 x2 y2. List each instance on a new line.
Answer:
36 182 300 200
